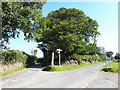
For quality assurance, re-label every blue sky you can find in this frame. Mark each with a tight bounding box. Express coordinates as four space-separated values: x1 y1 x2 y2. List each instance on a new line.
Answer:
7 2 118 57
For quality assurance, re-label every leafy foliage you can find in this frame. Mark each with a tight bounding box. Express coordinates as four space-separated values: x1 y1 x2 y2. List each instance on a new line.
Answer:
34 49 38 56
71 54 104 63
22 51 38 67
106 51 113 57
36 7 101 64
115 53 120 60
1 50 38 67
98 46 106 55
1 1 46 48
1 50 27 65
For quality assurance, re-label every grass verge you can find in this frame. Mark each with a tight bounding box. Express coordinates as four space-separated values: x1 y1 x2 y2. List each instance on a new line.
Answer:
100 60 120 74
0 67 26 77
42 61 104 72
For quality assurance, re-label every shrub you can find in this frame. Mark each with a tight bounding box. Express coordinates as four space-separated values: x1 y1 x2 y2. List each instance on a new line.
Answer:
37 57 47 67
38 57 44 63
25 55 38 67
71 54 103 64
1 50 28 65
102 68 112 72
1 50 38 68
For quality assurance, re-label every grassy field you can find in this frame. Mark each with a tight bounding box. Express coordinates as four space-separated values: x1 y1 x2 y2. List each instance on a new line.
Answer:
100 60 120 74
42 61 104 72
0 67 25 77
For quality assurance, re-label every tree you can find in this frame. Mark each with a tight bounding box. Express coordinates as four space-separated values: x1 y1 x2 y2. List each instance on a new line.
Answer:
99 46 106 54
34 49 38 56
98 46 106 55
106 51 113 57
36 7 100 64
115 53 120 60
30 48 38 56
30 48 34 55
85 43 100 55
1 1 46 49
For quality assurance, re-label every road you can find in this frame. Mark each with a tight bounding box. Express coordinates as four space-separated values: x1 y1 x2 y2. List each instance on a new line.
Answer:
0 62 118 88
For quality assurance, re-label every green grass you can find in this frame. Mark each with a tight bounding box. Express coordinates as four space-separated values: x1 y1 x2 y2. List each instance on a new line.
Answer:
42 61 104 72
100 61 120 74
0 67 26 77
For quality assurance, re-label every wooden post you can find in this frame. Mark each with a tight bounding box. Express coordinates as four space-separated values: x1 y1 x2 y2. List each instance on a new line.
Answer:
51 52 54 65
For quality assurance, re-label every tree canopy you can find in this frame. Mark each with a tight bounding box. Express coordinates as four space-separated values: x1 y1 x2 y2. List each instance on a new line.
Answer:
106 51 113 57
36 7 101 64
1 1 46 49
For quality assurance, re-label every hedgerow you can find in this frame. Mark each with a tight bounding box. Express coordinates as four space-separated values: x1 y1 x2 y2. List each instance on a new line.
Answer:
71 54 105 64
1 50 38 67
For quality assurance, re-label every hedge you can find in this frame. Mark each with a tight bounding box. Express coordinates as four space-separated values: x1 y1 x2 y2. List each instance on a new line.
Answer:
1 50 38 67
1 50 27 65
71 54 105 63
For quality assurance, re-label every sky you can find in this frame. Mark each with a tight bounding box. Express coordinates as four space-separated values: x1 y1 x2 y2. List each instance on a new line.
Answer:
7 1 118 57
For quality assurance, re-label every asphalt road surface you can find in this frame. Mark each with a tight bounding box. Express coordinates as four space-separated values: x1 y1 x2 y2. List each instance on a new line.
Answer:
0 62 118 88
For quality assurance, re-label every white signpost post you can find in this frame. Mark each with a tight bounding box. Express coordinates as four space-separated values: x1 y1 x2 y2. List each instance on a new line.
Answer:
56 48 62 66
51 52 54 65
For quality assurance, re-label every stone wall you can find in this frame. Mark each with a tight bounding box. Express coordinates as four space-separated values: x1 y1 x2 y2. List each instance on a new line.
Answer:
63 60 78 65
62 60 100 65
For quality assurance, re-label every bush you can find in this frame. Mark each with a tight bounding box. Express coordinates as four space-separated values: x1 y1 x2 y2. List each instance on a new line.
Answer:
102 68 112 72
1 50 38 68
71 54 103 64
1 50 28 65
37 57 47 67
38 57 44 63
25 55 38 68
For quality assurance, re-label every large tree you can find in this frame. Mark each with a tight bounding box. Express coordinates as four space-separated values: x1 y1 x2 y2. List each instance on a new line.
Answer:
1 1 46 49
36 7 100 64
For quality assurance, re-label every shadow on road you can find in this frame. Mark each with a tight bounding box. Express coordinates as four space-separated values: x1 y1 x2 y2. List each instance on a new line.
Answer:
28 63 42 69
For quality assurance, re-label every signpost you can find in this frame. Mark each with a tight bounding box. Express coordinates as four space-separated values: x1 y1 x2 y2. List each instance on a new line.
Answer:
51 52 54 65
56 48 62 66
